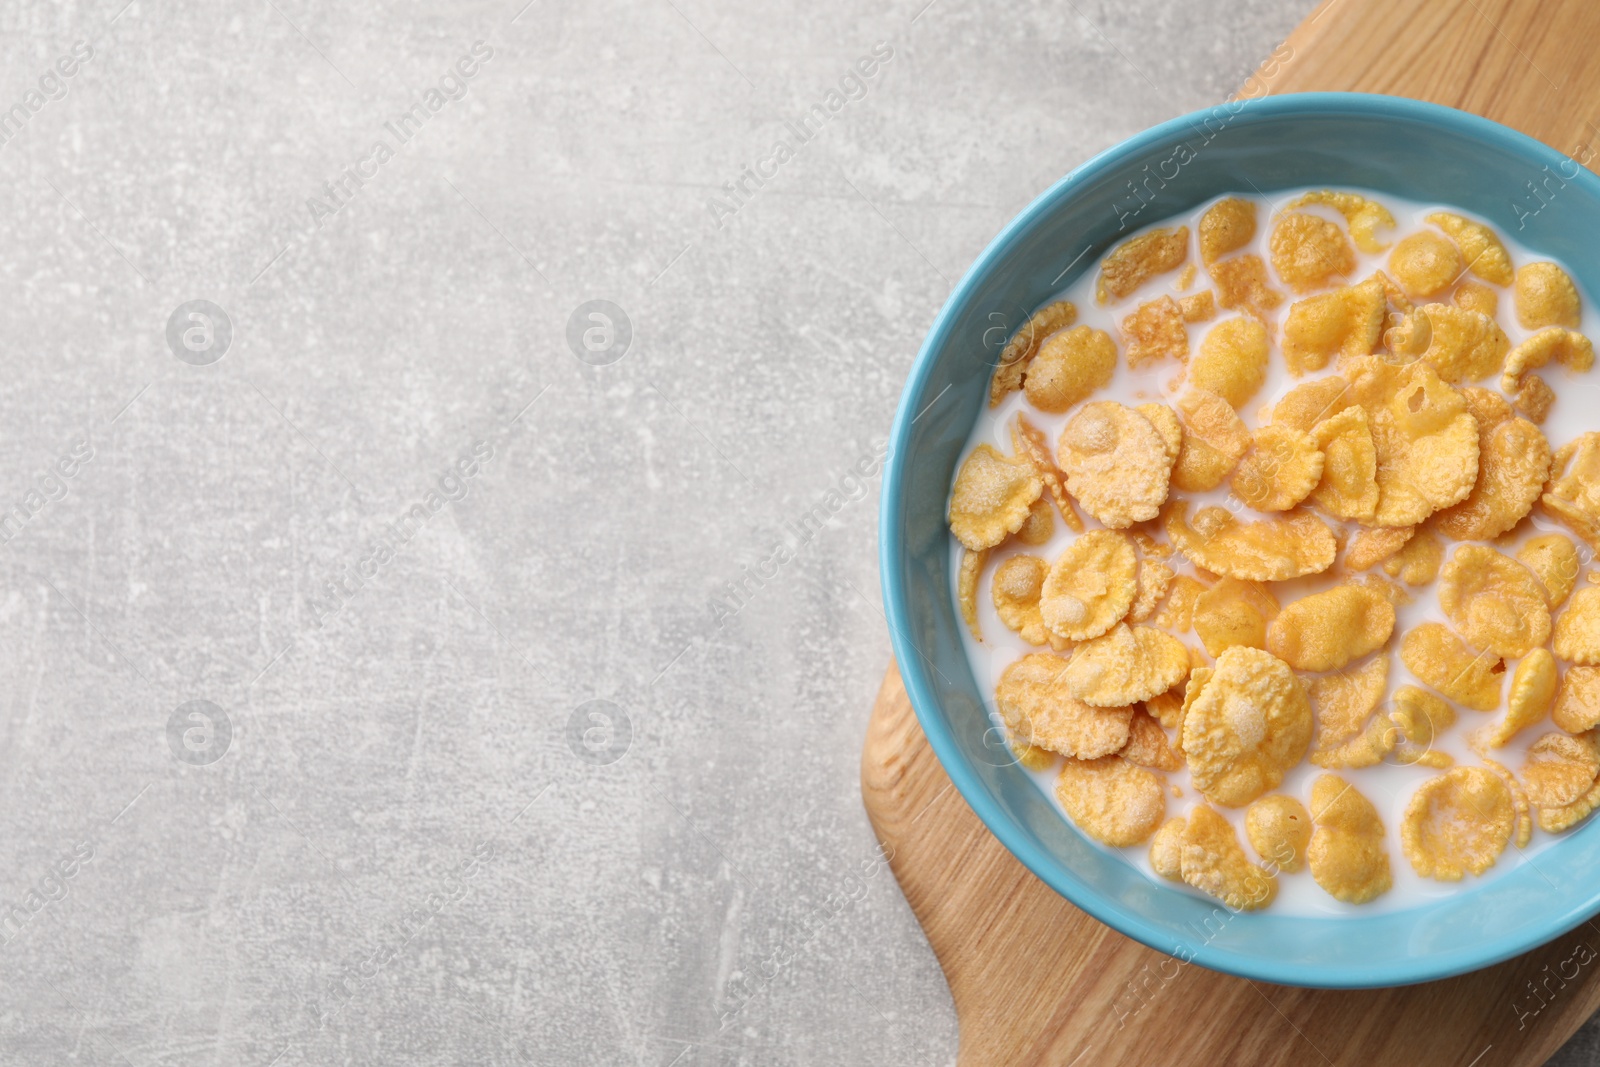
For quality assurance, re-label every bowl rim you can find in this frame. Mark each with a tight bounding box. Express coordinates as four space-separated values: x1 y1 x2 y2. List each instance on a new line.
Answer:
879 90 1600 989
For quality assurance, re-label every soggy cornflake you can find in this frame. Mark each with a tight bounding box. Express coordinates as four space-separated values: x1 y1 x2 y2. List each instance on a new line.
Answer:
1519 534 1581 610
1554 587 1600 665
1180 290 1216 322
1267 583 1396 673
1182 646 1312 807
1381 529 1443 586
996 652 1133 757
1171 389 1250 492
1150 816 1186 879
1012 413 1085 534
1390 685 1457 767
1399 622 1503 711
1098 227 1189 304
1040 530 1138 641
1281 277 1385 376
1543 433 1600 549
1165 503 1336 582
1208 254 1284 318
990 300 1078 406
1308 405 1380 522
1431 390 1549 541
1246 794 1310 873
1375 268 1414 315
1402 766 1515 880
1064 623 1190 707
1135 403 1182 464
1555 666 1600 733
958 547 986 640
1016 498 1055 545
991 554 1068 650
1345 525 1414 572
1483 757 1533 849
1275 375 1355 432
1152 574 1208 634
1177 263 1197 290
1388 231 1462 299
1024 325 1119 413
1120 707 1184 771
1230 424 1324 513
1191 316 1269 408
1536 769 1600 833
1308 774 1392 904
1058 401 1174 528
1502 327 1595 397
1127 558 1176 624
1454 281 1500 318
1344 355 1480 527
1146 690 1186 732
1192 577 1279 658
949 443 1043 550
1271 212 1356 292
1522 731 1600 810
1289 191 1397 253
1199 198 1256 264
1307 654 1394 769
1180 803 1278 910
1513 374 1556 423
1427 212 1513 286
1515 262 1582 329
1437 545 1551 658
1401 304 1510 384
1473 648 1556 749
1120 296 1189 368
1056 755 1167 846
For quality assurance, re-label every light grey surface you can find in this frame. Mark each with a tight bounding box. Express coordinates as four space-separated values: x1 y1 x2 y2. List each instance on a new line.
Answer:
0 0 1596 1064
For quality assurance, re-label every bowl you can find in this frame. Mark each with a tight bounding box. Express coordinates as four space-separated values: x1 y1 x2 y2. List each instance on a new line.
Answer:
879 91 1600 988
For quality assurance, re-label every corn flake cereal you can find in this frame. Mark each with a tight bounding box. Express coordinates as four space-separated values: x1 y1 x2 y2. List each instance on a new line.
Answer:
1055 755 1167 846
949 443 1043 550
1012 741 1058 771
990 300 1078 406
1065 623 1190 707
1209 254 1284 318
1121 296 1189 368
1543 433 1600 549
1012 412 1085 533
1503 327 1595 397
991 554 1067 650
1180 290 1216 322
1432 398 1548 541
1389 230 1462 299
1345 356 1481 527
1475 648 1556 749
1382 529 1443 586
1098 227 1189 304
1515 262 1581 329
1274 376 1354 432
1308 654 1394 769
1172 389 1250 492
1120 707 1184 772
1152 574 1208 634
1437 545 1551 658
1536 770 1600 833
1426 212 1513 286
996 653 1133 757
1024 325 1119 413
1390 685 1458 767
958 547 986 640
1454 280 1499 318
1400 622 1503 711
1058 402 1174 528
1308 774 1393 903
1150 816 1186 879
1191 316 1269 408
1135 403 1182 464
1522 731 1600 810
1402 766 1515 880
1180 803 1278 910
1407 304 1510 384
1267 583 1395 673
1555 666 1600 733
1483 757 1533 849
1182 646 1312 807
1345 524 1414 572
1040 530 1138 641
1308 405 1380 522
1015 498 1055 545
1514 373 1556 423
1230 424 1324 512
1281 277 1385 376
1289 191 1397 253
1246 794 1311 872
1271 212 1356 292
1127 558 1176 624
1554 587 1600 665
1519 534 1581 611
1165 503 1336 582
1192 577 1279 657
1199 197 1256 264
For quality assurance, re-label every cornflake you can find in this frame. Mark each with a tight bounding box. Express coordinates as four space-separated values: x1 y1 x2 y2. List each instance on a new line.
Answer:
1199 198 1256 264
1431 390 1549 541
1382 530 1443 586
1150 816 1187 879
1543 433 1600 549
991 555 1067 650
1344 355 1480 527
1127 558 1176 624
1040 530 1138 642
1135 403 1183 464
1273 375 1354 433
1289 191 1397 253
1427 212 1514 285
1454 281 1499 318
1024 325 1119 413
1484 758 1533 849
1180 291 1216 323
949 443 1043 550
1246 794 1311 872
1400 304 1510 384
1473 648 1556 749
1120 707 1184 772
1503 327 1595 396
1554 587 1600 665
1515 262 1581 329
1522 731 1600 810
1555 666 1600 733
1058 402 1174 528
1120 296 1189 368
1390 685 1457 767
1281 277 1385 376
1171 389 1250 492
1536 768 1600 833
1209 254 1283 319
1165 503 1336 582
1191 316 1269 408
958 547 986 640
1180 804 1278 910
1152 574 1208 634
1229 424 1324 512
1307 654 1394 769
996 653 1133 757
1402 766 1515 880
1055 756 1167 846
991 300 1077 406
1270 213 1356 292
1399 623 1503 711
1437 545 1551 658
1012 742 1057 772
1192 577 1279 657
1267 583 1395 673
1388 231 1462 299
1309 774 1393 904
1345 525 1414 571
1182 646 1312 807
1065 622 1190 708
1514 374 1556 423
1012 413 1085 533
1519 534 1581 611
1098 227 1189 304
1015 498 1054 545
1308 406 1379 522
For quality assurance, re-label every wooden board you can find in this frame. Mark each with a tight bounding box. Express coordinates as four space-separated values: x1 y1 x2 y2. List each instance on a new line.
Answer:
862 2 1600 1063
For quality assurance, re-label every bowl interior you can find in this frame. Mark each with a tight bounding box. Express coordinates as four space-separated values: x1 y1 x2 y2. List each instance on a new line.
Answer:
881 93 1600 988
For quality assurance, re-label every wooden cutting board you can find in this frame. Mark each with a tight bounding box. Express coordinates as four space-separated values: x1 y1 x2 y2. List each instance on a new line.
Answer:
862 2 1600 1064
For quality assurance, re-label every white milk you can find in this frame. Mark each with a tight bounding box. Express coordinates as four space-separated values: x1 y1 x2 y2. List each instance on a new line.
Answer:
951 188 1600 916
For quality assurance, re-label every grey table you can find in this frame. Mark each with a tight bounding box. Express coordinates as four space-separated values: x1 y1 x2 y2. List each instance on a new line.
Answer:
2 0 1598 1063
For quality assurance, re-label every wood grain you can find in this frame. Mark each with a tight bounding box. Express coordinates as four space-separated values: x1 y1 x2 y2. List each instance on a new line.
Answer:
863 1 1600 1062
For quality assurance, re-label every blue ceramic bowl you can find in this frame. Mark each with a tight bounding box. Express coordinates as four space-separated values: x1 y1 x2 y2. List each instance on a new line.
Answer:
879 92 1600 988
